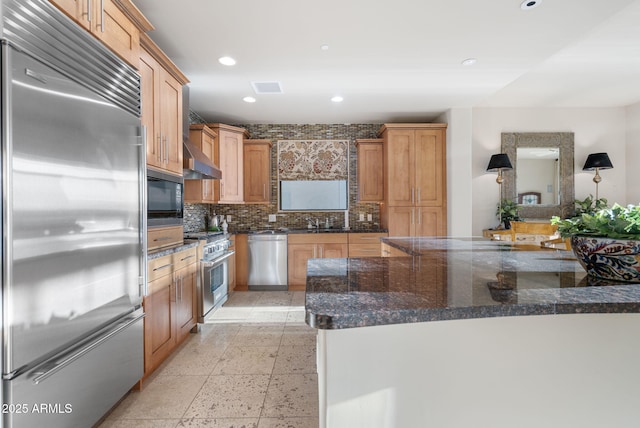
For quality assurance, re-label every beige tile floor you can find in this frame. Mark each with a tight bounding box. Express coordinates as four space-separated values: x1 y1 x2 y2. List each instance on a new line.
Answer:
98 291 319 428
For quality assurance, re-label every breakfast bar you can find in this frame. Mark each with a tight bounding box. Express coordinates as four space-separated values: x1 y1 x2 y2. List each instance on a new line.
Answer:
305 237 640 428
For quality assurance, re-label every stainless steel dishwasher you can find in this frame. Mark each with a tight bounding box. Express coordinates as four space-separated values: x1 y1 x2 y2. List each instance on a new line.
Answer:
248 232 288 290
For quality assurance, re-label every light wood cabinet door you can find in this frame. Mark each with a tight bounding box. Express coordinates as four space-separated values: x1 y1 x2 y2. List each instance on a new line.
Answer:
209 124 246 203
50 0 142 67
144 274 175 374
287 234 349 289
244 139 272 203
416 207 446 237
159 69 183 175
228 236 236 291
379 124 447 237
385 129 415 206
318 243 347 259
93 0 140 67
140 46 184 175
147 225 183 251
234 234 248 291
414 129 446 207
50 0 91 30
288 244 316 290
140 49 162 169
174 262 197 341
387 206 416 237
356 139 384 202
348 233 387 257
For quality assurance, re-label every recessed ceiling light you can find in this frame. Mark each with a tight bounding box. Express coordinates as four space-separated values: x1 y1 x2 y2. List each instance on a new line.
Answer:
321 44 329 51
243 96 256 103
331 96 343 103
218 56 236 66
461 58 477 66
520 0 541 10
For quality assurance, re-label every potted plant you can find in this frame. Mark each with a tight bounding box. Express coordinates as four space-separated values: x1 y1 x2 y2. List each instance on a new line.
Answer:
551 203 640 283
496 199 521 229
573 195 608 216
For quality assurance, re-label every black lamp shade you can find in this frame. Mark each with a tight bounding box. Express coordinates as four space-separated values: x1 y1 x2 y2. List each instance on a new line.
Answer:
486 154 513 172
583 152 613 171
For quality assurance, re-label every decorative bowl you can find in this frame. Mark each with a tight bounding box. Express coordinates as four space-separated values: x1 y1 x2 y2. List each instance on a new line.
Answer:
570 235 640 283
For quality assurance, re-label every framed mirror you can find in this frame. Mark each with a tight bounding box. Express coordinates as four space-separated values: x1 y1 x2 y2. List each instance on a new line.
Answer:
501 132 574 219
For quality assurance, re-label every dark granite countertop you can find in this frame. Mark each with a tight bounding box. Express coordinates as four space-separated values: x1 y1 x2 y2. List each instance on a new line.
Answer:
148 241 199 260
305 237 640 329
233 228 387 234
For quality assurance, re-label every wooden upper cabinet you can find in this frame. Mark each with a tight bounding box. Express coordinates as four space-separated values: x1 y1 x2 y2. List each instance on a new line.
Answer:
414 130 446 207
140 34 188 176
244 139 272 204
378 123 447 237
208 124 248 204
184 125 218 203
355 139 384 202
50 0 152 68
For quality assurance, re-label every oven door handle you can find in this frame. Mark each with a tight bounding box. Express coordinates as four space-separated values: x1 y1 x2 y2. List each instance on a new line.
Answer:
200 250 235 267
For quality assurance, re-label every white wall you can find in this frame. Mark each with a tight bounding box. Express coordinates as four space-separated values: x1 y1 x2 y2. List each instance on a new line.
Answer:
626 101 640 204
471 107 627 236
437 108 473 237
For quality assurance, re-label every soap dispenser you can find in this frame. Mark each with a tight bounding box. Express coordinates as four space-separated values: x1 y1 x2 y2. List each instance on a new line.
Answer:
325 218 330 229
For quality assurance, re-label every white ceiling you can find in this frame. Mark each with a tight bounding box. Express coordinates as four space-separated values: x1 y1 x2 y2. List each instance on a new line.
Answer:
131 0 640 124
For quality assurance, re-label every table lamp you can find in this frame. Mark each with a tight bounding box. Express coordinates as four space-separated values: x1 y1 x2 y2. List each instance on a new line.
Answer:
486 153 513 228
582 152 613 200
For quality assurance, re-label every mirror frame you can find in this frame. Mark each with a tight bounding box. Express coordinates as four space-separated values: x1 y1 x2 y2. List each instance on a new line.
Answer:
501 132 574 219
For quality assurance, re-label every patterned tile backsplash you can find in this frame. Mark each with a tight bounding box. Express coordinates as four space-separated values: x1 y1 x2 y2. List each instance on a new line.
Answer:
183 122 383 232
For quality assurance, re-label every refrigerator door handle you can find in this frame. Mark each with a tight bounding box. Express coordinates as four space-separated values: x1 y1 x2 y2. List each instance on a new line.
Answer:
31 312 145 385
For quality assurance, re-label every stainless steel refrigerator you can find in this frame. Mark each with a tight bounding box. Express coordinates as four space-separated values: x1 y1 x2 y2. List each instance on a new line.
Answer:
1 1 145 426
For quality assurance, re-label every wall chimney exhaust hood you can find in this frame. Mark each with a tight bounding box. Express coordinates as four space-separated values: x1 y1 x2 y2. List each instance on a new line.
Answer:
183 138 222 179
182 85 222 180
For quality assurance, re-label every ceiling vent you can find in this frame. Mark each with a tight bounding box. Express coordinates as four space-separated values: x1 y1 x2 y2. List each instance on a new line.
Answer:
251 81 283 94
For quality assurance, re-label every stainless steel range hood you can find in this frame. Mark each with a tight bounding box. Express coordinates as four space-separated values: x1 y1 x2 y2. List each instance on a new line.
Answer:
182 86 222 180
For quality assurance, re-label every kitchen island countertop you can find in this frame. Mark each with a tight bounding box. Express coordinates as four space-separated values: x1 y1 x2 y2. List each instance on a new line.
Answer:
308 237 640 428
305 236 640 329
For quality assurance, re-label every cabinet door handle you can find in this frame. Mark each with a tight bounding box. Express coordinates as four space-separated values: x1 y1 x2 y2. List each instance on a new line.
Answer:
180 254 196 262
100 0 104 32
152 263 173 272
411 208 415 225
263 183 266 199
411 187 415 204
87 0 91 23
418 208 421 225
163 137 168 164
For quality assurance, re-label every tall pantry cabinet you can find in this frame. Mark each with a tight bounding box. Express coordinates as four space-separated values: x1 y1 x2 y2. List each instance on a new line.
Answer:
378 124 447 237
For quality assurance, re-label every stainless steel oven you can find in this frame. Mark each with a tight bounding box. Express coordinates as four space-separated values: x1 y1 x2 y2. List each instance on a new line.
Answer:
147 168 183 227
186 233 234 322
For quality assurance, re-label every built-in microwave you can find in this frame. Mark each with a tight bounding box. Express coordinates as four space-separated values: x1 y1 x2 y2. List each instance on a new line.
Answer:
147 168 184 227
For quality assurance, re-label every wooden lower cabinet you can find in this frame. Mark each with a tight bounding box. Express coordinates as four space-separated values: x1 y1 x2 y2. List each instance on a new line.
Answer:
147 225 183 251
145 273 175 375
228 235 237 291
234 234 248 291
348 232 387 257
143 246 197 380
287 234 348 290
386 206 446 237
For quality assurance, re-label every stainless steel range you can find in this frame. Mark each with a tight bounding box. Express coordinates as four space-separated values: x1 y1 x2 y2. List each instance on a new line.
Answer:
185 233 234 322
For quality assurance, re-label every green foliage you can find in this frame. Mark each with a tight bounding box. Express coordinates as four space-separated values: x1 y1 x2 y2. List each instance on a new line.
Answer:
496 199 521 223
551 203 640 239
574 195 608 216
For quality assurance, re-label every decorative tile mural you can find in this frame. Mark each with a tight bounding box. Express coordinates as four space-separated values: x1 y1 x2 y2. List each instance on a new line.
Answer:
278 140 349 180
